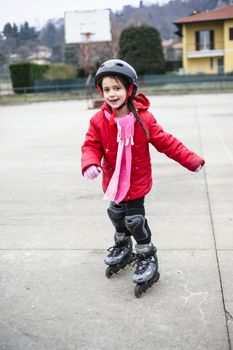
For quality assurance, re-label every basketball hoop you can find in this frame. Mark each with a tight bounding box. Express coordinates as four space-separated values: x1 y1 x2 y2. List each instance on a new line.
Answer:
80 32 94 44
64 9 111 109
64 9 112 44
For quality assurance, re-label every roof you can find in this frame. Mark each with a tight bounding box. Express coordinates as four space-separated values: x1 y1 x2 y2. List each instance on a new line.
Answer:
174 4 233 24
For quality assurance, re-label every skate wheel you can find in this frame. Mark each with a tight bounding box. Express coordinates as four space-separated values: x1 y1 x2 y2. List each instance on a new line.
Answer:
105 266 114 278
134 284 143 298
155 272 160 283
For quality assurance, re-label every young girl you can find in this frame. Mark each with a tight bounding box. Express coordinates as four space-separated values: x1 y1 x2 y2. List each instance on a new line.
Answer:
81 59 205 297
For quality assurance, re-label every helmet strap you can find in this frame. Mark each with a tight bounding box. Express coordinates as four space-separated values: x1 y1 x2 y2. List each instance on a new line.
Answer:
110 108 116 126
96 84 104 96
126 83 134 99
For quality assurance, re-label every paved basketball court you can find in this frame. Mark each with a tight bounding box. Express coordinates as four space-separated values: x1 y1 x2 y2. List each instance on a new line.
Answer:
0 93 232 349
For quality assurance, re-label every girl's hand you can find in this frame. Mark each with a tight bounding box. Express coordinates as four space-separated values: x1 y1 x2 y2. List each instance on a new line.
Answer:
83 165 102 180
195 165 203 172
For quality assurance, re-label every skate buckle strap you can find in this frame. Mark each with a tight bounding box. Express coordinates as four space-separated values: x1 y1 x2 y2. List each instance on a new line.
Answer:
133 255 157 275
107 245 122 256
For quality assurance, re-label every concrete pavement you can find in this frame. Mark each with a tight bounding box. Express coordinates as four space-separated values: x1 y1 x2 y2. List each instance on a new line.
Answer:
0 93 233 349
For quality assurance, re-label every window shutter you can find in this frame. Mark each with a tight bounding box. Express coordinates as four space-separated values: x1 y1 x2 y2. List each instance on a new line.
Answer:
210 30 214 49
229 28 233 40
195 31 200 50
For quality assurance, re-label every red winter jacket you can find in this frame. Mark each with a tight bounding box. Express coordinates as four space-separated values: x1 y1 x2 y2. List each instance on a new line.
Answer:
81 93 205 201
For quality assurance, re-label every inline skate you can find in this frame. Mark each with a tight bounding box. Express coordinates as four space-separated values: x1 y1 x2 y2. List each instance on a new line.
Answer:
132 243 160 298
104 232 135 278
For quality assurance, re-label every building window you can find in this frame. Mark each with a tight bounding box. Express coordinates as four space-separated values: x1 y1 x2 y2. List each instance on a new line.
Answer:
195 30 214 50
210 57 214 70
230 28 233 40
218 57 224 74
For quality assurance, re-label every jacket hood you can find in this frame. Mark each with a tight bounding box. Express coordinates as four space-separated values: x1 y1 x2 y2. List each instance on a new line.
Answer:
133 93 150 111
101 92 150 114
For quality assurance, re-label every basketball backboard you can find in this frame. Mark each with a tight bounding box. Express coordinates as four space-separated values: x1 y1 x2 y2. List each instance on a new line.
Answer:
64 9 112 44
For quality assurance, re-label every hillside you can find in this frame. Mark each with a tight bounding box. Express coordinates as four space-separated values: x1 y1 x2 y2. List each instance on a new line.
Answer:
111 0 232 39
47 0 232 42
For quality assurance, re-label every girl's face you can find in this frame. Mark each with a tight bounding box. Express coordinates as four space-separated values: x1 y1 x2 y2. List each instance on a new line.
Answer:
102 76 128 115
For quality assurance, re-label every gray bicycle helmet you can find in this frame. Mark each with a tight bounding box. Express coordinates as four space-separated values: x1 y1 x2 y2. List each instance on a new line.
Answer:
95 59 138 93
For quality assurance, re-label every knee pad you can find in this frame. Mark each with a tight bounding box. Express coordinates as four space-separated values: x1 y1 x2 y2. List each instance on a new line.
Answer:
125 215 151 243
107 202 126 232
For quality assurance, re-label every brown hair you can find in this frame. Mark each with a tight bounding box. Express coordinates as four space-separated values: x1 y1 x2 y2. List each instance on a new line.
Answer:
127 97 150 140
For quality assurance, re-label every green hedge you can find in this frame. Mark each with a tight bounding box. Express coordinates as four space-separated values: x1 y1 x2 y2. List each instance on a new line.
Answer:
9 62 49 93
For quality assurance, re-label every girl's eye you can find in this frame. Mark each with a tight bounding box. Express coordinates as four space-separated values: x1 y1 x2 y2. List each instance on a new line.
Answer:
103 85 122 93
112 86 121 92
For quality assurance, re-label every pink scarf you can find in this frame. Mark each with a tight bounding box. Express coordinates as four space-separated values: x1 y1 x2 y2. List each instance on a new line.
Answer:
104 111 135 204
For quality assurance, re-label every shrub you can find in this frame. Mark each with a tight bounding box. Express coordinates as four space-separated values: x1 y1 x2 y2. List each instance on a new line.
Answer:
43 64 77 80
9 62 49 93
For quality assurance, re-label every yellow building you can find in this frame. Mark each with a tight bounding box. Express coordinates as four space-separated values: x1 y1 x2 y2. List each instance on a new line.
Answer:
174 4 233 74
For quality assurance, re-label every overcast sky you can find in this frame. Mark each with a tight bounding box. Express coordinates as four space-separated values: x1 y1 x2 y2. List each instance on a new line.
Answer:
0 0 169 31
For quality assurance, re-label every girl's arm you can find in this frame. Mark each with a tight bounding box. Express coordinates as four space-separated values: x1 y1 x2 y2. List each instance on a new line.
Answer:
81 117 103 175
149 117 205 172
